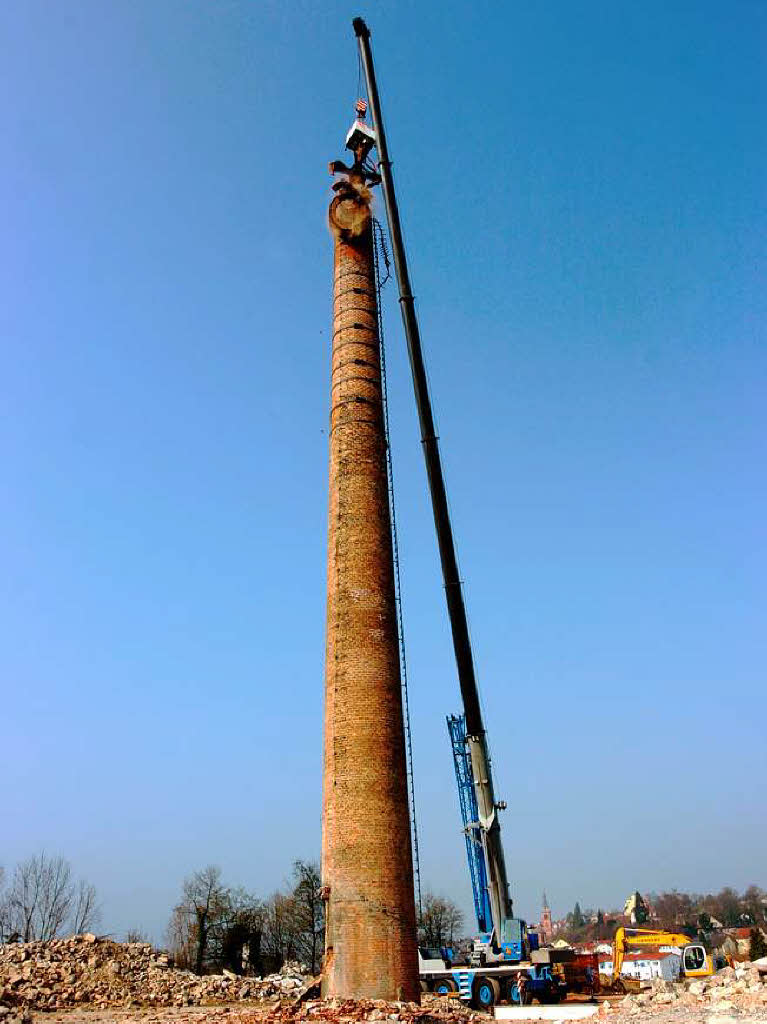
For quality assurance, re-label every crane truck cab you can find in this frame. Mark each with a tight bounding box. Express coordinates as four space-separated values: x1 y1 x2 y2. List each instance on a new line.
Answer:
470 917 534 965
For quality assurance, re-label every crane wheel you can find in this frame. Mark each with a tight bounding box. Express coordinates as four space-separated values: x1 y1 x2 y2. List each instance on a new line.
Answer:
503 979 521 1004
434 978 457 995
472 976 500 1010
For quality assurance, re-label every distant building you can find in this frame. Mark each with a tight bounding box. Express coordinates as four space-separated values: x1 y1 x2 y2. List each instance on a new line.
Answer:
722 927 767 958
623 892 650 926
578 941 614 955
540 893 553 945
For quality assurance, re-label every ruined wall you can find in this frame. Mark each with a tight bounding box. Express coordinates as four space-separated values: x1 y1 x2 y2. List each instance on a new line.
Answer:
321 184 419 1003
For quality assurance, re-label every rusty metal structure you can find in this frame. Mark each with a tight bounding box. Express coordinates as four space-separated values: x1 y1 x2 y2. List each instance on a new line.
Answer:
321 102 420 1003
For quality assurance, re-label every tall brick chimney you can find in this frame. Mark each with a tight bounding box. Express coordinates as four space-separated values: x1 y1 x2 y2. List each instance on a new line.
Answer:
321 142 420 1002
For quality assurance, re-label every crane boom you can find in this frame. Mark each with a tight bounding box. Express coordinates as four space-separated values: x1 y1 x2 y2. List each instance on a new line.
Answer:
352 17 514 946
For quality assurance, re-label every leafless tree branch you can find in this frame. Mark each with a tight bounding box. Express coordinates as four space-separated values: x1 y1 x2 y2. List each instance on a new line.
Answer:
71 880 101 935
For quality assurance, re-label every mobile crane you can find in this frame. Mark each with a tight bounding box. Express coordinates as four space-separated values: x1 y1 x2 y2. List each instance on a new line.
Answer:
352 19 563 1010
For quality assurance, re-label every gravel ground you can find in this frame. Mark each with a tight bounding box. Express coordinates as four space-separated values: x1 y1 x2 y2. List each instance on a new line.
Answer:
587 989 767 1024
598 1007 767 1024
18 1003 767 1024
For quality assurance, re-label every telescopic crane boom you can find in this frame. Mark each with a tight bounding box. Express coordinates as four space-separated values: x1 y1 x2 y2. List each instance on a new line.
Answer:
352 17 515 955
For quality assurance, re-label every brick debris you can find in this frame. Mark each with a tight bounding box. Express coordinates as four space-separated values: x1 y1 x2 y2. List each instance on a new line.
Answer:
0 935 310 1015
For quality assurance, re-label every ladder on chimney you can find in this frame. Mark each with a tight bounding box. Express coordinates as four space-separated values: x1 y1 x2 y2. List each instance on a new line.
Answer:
373 217 422 922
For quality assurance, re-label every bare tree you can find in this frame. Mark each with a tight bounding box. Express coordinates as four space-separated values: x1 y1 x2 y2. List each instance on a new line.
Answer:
71 880 101 935
4 854 99 942
166 903 195 969
418 890 464 949
181 866 226 974
125 928 151 944
290 860 323 975
705 887 742 928
261 891 299 971
7 855 46 941
743 886 767 926
0 866 10 943
654 890 695 932
215 889 265 975
167 871 264 975
34 855 73 941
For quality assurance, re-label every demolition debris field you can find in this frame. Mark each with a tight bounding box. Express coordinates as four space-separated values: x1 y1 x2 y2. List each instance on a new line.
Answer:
2 938 767 1024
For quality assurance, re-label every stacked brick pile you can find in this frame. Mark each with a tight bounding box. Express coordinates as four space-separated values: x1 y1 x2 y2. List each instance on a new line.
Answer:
0 934 310 1013
270 994 482 1024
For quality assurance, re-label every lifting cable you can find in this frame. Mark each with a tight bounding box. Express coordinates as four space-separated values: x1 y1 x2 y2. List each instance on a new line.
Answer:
373 216 423 922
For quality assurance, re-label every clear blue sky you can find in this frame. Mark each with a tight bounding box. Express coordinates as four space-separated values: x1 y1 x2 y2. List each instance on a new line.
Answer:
2 0 765 943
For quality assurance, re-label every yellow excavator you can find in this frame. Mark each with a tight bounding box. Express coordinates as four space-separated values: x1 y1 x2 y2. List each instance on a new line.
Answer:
606 927 715 992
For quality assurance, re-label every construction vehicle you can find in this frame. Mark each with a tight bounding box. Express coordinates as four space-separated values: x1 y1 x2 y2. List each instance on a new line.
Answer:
351 19 563 1010
604 927 715 991
556 952 601 997
419 948 566 1008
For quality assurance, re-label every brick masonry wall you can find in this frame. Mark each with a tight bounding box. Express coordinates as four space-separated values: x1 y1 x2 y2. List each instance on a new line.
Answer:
321 189 419 1003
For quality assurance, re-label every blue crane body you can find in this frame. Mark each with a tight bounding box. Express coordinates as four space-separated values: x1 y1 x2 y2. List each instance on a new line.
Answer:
447 714 528 962
448 714 493 938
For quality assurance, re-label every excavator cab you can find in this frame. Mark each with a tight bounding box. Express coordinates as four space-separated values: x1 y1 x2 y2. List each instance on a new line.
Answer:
682 944 712 977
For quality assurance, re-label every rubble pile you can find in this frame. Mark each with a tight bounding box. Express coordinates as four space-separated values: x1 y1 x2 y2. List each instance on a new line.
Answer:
267 994 481 1024
0 994 484 1024
612 960 767 1017
0 934 311 1013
